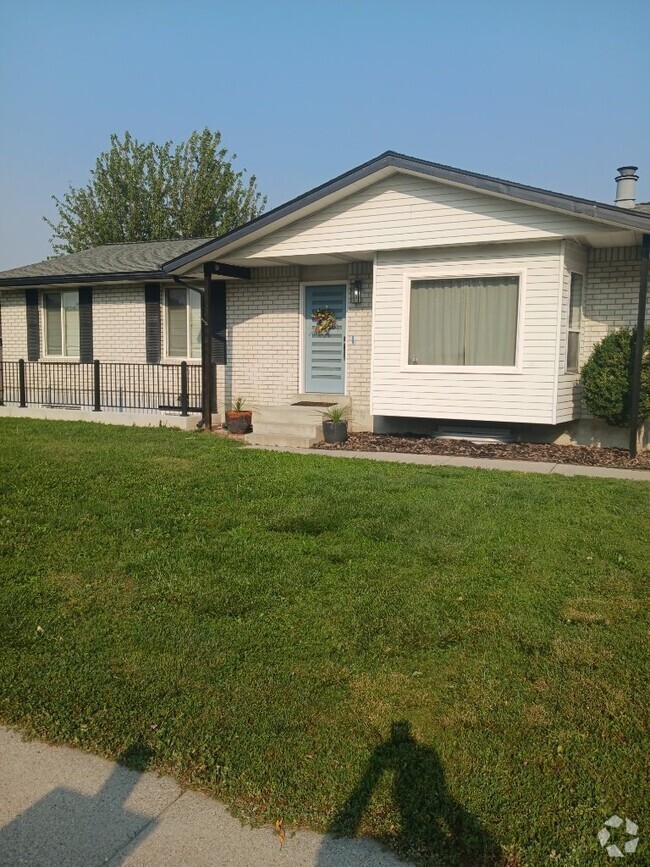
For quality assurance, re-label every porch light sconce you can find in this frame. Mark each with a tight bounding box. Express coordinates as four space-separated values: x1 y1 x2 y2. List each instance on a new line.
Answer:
350 279 363 305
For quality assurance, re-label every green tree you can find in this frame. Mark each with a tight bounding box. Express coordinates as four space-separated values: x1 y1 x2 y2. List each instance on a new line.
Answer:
45 129 266 254
580 327 650 426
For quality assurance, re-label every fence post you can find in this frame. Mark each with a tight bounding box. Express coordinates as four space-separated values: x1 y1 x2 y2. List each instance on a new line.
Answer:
180 361 189 417
93 360 101 412
18 359 27 407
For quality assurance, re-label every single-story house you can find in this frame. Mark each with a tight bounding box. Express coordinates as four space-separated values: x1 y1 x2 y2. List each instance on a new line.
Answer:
0 152 648 448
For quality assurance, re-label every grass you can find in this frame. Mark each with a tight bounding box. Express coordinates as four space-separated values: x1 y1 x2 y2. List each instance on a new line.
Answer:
0 419 648 865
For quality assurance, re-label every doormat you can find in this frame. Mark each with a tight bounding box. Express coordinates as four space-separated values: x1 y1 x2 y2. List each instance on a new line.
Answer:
292 401 337 407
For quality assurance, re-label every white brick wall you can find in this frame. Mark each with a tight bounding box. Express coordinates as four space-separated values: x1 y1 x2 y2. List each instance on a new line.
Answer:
577 246 647 441
222 266 302 410
0 290 28 359
93 284 147 363
345 262 373 429
581 246 645 366
0 284 148 363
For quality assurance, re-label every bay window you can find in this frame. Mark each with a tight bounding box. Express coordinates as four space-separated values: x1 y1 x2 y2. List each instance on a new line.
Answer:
166 287 202 358
408 275 520 367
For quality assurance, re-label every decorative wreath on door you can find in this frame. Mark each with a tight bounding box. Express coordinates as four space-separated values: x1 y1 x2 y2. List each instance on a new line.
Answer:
312 308 338 335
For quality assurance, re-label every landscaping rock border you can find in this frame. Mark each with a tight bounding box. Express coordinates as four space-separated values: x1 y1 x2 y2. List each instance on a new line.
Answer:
315 433 650 470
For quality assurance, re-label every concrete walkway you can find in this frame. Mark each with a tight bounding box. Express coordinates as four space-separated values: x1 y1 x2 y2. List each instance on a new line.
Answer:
248 445 650 482
0 726 403 867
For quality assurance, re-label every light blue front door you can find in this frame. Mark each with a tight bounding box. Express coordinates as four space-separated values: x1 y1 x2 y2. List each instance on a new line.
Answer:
305 284 346 393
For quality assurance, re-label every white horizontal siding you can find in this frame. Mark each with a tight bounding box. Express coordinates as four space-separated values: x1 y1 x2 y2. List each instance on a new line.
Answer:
233 173 610 259
555 241 587 423
371 241 564 424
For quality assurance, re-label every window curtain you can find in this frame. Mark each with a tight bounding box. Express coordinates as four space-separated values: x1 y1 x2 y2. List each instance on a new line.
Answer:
409 276 519 366
409 282 464 364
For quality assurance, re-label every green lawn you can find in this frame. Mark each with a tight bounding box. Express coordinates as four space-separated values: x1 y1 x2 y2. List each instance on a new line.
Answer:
0 419 648 866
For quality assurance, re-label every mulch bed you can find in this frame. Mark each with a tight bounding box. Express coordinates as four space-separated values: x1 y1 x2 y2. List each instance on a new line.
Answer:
314 432 650 470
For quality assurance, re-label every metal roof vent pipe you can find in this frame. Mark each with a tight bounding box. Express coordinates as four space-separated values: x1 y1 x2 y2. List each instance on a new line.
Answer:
615 166 639 208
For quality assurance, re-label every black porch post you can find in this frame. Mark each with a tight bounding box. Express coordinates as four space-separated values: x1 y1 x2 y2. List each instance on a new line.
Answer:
201 262 215 430
629 234 649 458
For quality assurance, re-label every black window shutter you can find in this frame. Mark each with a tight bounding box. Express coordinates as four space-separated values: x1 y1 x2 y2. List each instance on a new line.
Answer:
211 280 227 365
79 286 93 362
144 283 161 364
26 289 40 361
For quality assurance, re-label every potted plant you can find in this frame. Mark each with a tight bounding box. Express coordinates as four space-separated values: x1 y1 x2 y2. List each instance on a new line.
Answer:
321 404 351 444
225 397 252 434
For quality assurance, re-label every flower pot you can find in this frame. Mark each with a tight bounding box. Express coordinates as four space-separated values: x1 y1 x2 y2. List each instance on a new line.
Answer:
225 410 252 434
322 420 348 444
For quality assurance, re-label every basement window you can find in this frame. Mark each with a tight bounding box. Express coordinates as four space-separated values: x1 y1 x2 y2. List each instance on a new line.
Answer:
566 273 583 372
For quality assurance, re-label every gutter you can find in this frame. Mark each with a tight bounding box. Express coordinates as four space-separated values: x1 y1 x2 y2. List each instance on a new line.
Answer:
0 270 169 289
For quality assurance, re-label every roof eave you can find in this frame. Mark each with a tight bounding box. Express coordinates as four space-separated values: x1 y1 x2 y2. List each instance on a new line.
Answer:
0 270 169 289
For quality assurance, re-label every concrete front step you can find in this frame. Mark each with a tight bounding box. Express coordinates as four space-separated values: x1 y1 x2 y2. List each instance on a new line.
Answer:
253 420 322 437
244 401 349 449
245 431 320 448
254 407 323 423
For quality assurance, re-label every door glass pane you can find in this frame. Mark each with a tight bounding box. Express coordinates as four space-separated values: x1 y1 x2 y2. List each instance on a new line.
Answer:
188 289 202 359
45 293 62 355
63 291 80 356
167 288 188 357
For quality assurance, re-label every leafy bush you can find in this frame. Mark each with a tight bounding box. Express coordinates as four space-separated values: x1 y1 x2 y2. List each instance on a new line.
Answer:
580 327 650 426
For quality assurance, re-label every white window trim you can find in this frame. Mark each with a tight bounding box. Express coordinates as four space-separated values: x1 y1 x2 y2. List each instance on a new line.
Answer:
41 290 81 361
564 271 584 375
400 266 527 374
162 285 203 363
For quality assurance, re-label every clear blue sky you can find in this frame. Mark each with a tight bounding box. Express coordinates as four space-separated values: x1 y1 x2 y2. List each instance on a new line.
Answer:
1 0 649 271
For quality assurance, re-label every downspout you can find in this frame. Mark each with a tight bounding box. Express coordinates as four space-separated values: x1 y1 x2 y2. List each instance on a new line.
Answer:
172 275 204 295
629 233 650 457
201 262 215 431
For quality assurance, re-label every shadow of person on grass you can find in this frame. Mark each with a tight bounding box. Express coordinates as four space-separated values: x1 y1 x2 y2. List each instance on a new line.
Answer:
318 721 501 867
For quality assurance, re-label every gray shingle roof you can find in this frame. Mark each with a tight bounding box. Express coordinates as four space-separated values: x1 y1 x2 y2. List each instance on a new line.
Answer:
0 238 212 286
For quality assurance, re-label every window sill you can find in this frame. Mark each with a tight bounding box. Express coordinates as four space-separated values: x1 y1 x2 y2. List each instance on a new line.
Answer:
162 357 202 365
401 364 523 375
41 356 81 363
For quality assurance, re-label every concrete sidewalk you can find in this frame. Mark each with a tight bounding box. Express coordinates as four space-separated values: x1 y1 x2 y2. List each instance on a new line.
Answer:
249 445 650 482
0 726 403 867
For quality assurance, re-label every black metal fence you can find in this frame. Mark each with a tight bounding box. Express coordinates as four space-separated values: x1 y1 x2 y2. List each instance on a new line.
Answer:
0 360 203 415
